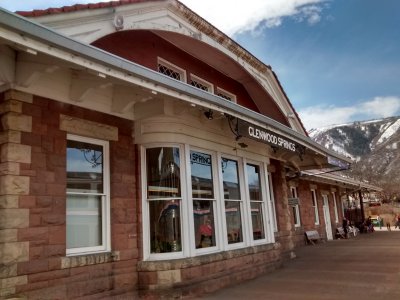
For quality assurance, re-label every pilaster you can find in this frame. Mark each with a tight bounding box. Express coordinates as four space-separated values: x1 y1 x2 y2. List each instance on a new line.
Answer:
0 90 32 297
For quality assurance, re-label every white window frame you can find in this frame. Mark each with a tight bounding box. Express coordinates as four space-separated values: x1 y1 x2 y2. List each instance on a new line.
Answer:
216 87 237 103
332 192 339 223
244 160 269 245
141 143 273 261
290 186 301 227
190 74 214 93
311 189 319 225
218 154 247 250
142 144 188 261
187 147 220 256
66 134 111 256
157 57 187 82
267 172 278 232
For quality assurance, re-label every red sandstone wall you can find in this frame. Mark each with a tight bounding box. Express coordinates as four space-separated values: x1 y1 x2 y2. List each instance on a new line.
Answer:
14 95 139 298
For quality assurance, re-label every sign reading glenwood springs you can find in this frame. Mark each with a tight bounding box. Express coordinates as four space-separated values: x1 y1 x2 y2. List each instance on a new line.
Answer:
237 120 298 152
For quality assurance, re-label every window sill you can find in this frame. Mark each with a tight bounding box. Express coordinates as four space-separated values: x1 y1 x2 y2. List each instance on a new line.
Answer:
138 244 277 271
61 251 120 269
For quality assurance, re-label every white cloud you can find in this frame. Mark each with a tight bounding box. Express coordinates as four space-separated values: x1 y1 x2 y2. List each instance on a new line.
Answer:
298 96 400 130
180 0 327 36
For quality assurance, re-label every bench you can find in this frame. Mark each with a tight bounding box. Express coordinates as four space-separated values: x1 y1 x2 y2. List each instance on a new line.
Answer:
348 225 359 237
304 230 322 245
336 226 359 239
336 227 346 239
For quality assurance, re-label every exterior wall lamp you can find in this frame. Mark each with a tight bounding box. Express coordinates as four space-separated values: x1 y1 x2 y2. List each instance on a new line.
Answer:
204 109 213 120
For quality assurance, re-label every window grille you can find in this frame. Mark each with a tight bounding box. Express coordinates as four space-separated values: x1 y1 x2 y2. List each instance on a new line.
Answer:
158 64 181 81
157 58 186 82
191 80 209 91
216 87 236 102
190 74 213 93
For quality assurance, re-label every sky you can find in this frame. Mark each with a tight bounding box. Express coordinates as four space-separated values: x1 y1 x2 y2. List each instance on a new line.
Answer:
1 0 400 130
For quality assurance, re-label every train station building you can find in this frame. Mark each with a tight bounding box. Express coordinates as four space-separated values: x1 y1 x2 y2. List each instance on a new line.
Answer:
0 1 380 298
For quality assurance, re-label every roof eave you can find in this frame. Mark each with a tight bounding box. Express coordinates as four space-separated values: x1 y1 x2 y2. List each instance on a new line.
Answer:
0 7 350 166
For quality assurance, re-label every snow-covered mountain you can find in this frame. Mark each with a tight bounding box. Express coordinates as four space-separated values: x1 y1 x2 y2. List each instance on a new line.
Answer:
309 116 400 201
309 116 400 161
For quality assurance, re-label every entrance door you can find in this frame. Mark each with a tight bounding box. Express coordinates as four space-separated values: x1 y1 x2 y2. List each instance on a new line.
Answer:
322 195 333 240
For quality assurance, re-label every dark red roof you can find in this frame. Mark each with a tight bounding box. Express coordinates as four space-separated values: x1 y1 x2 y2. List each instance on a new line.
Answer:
16 0 162 17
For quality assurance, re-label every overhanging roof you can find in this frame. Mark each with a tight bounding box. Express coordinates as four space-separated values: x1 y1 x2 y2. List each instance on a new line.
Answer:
0 7 351 170
301 170 382 193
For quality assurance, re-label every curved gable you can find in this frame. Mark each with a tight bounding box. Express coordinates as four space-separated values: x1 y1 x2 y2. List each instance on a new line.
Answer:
18 0 306 134
92 30 290 126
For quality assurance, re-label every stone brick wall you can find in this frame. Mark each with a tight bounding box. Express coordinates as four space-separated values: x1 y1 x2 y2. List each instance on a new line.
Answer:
269 160 296 257
138 244 282 298
0 90 139 299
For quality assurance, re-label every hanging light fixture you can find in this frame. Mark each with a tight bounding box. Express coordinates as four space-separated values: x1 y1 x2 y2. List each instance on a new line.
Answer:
204 109 213 120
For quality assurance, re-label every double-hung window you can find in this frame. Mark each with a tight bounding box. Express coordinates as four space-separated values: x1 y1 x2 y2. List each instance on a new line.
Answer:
190 151 216 249
221 158 243 245
311 189 319 225
146 147 182 254
66 135 110 255
246 163 266 240
143 145 273 259
290 186 301 227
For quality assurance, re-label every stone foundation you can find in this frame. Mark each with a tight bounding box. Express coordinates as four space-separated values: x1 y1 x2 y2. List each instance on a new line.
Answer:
138 244 282 298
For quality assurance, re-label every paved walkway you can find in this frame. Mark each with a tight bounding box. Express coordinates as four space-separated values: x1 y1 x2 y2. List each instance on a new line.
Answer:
197 231 400 300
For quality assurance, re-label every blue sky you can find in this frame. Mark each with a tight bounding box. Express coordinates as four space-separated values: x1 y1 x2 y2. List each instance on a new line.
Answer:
1 0 400 130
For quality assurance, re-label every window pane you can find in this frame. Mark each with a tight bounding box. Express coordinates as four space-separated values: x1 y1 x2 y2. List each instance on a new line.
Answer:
247 164 261 201
67 140 103 193
66 194 102 249
158 64 181 81
291 187 297 198
292 206 298 224
147 148 181 199
193 200 216 249
149 200 181 253
190 151 214 199
222 158 240 200
251 202 265 240
225 201 243 244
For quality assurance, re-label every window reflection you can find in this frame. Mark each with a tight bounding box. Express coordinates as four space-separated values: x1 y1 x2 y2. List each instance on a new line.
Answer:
190 151 213 199
147 148 181 199
222 158 243 244
190 151 216 249
146 147 182 253
149 200 181 253
247 164 261 201
66 138 106 253
67 140 103 193
222 158 240 200
251 202 265 240
193 200 215 248
225 201 243 244
247 164 265 241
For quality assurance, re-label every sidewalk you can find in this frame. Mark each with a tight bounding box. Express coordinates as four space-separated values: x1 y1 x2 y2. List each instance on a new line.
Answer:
196 231 400 300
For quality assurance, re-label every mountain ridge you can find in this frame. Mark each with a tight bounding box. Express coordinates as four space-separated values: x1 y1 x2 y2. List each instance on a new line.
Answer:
310 115 400 202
